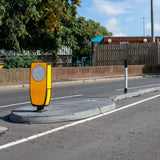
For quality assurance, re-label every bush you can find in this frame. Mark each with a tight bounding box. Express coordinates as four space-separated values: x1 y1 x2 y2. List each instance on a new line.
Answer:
4 55 37 68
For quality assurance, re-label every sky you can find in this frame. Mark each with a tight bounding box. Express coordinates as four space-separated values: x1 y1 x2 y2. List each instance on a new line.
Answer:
77 0 160 37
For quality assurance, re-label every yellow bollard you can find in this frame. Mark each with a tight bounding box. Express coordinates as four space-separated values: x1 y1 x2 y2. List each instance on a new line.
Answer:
0 65 4 69
45 63 52 106
30 62 52 111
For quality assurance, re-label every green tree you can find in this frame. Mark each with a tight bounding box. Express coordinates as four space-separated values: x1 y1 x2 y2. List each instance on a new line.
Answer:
63 17 112 61
0 0 40 51
0 0 81 54
0 0 112 64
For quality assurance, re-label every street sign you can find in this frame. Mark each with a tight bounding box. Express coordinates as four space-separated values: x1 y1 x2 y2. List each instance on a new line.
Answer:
30 62 52 111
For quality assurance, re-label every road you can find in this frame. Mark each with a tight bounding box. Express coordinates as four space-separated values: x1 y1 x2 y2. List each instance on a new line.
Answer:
1 77 160 106
0 77 160 160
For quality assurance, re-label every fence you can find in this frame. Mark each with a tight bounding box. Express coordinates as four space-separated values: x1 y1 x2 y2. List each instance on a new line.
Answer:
95 42 160 66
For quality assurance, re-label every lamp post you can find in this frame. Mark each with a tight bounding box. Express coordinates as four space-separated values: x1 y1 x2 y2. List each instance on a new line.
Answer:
151 0 155 42
143 17 145 36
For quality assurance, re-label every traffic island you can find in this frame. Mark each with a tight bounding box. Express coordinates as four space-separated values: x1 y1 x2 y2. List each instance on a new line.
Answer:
10 98 116 124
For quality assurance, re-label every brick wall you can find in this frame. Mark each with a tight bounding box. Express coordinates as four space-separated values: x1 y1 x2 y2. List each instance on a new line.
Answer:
0 65 157 83
0 68 30 83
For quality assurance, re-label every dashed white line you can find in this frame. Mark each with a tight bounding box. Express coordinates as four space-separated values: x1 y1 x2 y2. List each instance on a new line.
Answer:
0 94 82 109
0 94 160 150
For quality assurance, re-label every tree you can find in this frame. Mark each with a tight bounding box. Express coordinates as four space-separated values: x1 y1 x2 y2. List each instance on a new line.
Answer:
0 0 112 62
0 0 81 54
0 0 40 51
65 17 112 61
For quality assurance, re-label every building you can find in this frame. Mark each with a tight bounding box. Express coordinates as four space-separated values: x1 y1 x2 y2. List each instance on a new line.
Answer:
91 36 160 66
92 36 160 45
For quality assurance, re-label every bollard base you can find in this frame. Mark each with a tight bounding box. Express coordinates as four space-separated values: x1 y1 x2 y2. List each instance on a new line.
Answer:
36 106 44 112
124 88 128 94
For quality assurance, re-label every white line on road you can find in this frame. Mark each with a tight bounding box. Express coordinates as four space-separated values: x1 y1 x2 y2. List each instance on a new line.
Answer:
0 94 160 150
50 95 82 100
0 94 82 109
117 83 160 91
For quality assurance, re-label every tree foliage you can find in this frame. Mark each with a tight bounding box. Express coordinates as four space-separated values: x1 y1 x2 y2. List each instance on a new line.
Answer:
5 55 37 68
0 0 40 51
0 0 112 59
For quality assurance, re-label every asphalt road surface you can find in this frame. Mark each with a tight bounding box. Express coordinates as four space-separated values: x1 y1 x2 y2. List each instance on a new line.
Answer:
0 77 160 160
1 77 160 106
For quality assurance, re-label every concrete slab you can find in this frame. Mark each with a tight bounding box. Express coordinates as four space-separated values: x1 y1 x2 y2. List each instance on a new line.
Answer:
10 98 116 124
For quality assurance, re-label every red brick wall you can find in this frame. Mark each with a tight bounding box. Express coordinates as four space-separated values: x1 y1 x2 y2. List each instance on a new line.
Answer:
0 68 30 83
0 65 155 83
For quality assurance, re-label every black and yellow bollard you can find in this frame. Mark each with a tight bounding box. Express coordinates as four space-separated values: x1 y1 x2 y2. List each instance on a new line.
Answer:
30 62 52 111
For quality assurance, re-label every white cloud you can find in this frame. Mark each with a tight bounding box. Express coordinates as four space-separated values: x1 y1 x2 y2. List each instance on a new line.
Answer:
146 22 160 32
155 0 160 6
125 17 135 22
80 0 160 36
105 17 126 36
105 17 120 32
113 33 127 37
89 0 132 16
145 23 151 30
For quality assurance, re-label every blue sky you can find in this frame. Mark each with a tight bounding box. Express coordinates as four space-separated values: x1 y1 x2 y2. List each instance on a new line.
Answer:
77 0 160 37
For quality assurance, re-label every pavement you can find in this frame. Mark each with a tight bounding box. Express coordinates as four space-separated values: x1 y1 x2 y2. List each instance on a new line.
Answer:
1 75 160 124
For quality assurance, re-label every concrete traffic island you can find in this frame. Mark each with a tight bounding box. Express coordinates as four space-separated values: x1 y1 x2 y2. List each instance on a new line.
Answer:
10 98 116 124
10 86 160 124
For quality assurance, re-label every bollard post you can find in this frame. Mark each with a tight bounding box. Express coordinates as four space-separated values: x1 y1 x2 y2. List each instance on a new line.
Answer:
30 62 52 111
124 59 128 94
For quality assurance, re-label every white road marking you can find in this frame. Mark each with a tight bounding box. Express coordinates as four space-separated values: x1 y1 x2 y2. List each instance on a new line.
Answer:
0 102 30 109
117 83 160 91
0 94 160 150
0 94 82 109
50 94 82 100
